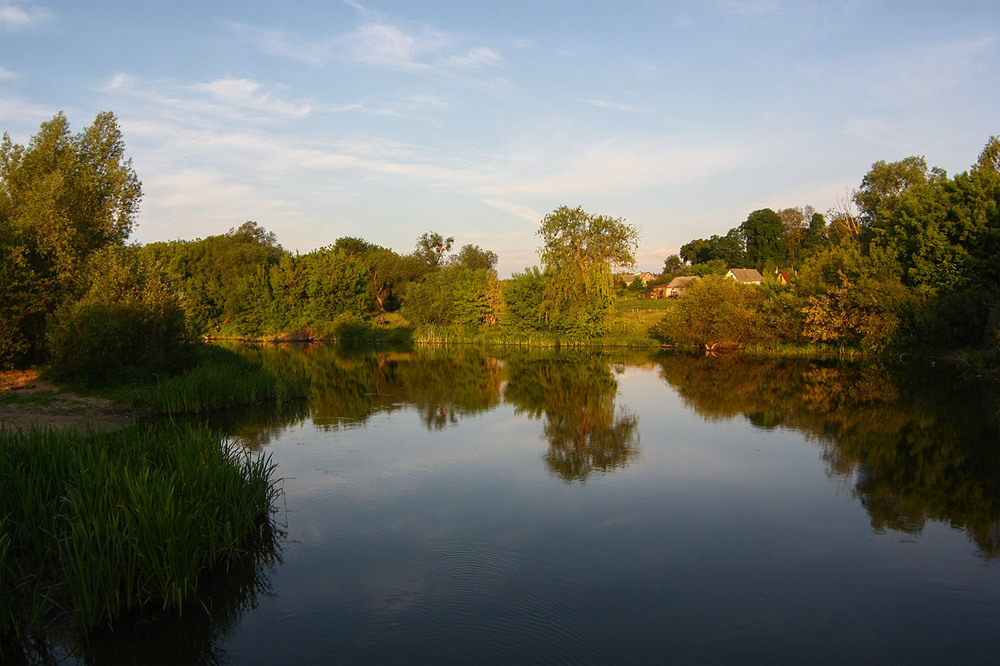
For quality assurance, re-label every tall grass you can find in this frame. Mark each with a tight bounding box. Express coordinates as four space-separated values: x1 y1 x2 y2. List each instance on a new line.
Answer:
0 422 281 644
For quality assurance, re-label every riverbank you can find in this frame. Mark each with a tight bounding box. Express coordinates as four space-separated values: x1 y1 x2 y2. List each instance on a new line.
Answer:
0 370 149 432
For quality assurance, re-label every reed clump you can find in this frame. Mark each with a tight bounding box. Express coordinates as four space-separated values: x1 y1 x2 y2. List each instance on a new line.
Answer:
0 422 281 642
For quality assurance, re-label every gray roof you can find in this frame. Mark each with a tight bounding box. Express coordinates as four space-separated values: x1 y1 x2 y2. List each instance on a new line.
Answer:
726 268 764 283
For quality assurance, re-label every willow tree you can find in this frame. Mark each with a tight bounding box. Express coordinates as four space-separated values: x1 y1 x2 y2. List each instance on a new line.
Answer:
536 205 639 336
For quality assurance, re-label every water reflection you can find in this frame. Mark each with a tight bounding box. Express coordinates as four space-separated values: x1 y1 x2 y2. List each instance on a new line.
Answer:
218 344 1000 549
654 353 1000 558
221 345 643 482
503 352 640 482
7 530 282 666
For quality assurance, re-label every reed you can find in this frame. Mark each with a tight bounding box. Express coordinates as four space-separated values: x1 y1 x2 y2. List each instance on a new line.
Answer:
0 422 281 640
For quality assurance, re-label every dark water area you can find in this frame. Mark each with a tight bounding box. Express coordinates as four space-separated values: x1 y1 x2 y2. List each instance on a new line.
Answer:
70 346 1000 663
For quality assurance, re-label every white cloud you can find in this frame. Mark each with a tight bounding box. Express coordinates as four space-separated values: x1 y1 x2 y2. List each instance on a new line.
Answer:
348 22 433 68
102 73 314 123
478 138 755 199
0 1 51 30
0 64 18 79
194 78 314 119
580 98 650 113
479 199 542 223
446 46 502 68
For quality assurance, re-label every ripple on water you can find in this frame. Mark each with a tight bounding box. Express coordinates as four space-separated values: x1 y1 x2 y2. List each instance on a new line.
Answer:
371 537 600 665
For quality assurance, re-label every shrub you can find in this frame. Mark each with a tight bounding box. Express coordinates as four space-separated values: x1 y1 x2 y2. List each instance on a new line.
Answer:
649 275 766 347
46 246 192 385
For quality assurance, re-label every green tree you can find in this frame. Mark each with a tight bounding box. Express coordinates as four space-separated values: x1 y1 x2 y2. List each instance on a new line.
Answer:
662 254 684 276
649 275 766 347
741 208 786 269
536 205 638 336
46 246 190 384
854 156 945 232
448 243 498 271
0 111 142 365
414 231 454 267
501 267 547 332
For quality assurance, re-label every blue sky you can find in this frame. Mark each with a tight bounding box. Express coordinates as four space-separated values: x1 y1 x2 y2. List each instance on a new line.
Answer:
2 0 998 276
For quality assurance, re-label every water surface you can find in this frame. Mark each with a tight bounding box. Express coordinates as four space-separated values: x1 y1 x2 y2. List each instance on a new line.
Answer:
95 347 1000 664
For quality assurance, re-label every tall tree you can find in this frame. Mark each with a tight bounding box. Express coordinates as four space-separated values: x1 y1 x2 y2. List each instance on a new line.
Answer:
0 111 141 365
537 205 638 282
414 231 454 267
741 208 786 269
536 206 638 336
854 156 944 229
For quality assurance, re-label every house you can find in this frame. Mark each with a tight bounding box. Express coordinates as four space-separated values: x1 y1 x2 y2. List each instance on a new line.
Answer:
775 270 794 286
725 268 764 284
650 275 700 299
618 271 657 287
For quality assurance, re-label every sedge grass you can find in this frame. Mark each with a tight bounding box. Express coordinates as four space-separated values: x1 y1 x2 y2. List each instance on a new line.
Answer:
0 422 281 642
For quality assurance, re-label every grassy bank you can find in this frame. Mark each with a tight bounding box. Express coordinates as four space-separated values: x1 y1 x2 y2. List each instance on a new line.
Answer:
0 422 281 647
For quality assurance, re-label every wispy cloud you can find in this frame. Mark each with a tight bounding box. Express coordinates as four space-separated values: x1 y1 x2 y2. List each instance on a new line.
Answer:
479 137 754 199
0 0 51 30
103 73 314 123
479 199 542 223
0 64 19 79
194 78 314 119
228 22 331 66
580 98 650 113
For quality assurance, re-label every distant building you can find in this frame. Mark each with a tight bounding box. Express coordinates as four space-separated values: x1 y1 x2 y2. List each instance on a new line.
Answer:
650 275 700 298
774 270 795 285
725 268 764 284
618 271 657 287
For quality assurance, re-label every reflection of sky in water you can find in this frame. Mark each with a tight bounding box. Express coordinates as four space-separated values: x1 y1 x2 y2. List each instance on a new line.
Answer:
222 361 1000 664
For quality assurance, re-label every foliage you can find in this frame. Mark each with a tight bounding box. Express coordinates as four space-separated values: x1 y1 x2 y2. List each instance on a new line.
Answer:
46 246 191 385
741 208 787 269
0 112 141 366
854 155 944 229
799 246 915 352
537 205 638 280
402 265 501 328
536 206 638 337
142 221 285 336
414 231 454 267
649 276 767 347
448 243 498 271
680 228 746 267
501 267 547 332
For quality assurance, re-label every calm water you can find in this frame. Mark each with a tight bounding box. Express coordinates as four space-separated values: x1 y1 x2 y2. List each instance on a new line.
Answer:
88 346 1000 664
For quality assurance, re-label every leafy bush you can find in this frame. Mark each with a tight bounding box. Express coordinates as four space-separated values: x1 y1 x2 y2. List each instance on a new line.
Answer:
649 276 766 347
46 246 192 385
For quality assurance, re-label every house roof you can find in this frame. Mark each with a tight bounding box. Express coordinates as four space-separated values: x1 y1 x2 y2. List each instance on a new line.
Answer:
664 276 700 289
726 268 764 283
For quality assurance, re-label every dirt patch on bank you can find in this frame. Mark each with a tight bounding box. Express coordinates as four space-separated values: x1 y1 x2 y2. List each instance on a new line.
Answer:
0 370 149 433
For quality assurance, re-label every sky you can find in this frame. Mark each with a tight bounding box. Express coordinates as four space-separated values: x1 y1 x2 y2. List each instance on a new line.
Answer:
1 0 998 276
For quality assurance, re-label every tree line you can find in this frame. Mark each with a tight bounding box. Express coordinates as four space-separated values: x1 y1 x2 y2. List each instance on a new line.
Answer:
3 111 997 380
1 113 640 380
654 137 1000 352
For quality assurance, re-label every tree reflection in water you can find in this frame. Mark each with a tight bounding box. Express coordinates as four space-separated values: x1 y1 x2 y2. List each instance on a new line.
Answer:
504 352 640 482
654 352 1000 559
210 344 1000 556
